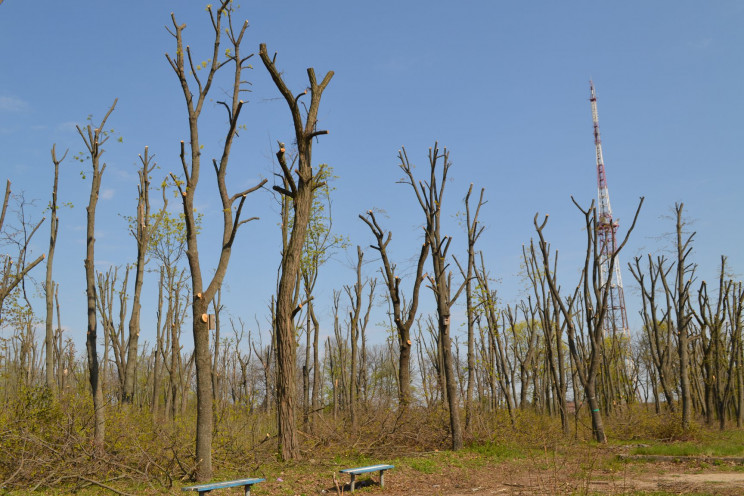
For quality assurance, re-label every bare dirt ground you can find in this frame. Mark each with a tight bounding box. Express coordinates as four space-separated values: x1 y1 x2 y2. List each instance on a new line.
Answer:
358 457 744 496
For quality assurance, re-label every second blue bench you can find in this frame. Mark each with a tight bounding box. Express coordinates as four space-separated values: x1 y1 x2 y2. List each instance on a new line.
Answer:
339 464 394 492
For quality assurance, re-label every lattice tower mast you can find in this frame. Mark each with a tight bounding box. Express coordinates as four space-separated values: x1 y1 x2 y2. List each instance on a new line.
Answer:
590 81 629 337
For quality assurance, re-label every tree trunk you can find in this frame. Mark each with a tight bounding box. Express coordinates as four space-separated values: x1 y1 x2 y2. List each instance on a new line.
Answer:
440 314 463 449
260 43 332 460
124 149 160 403
79 100 117 453
45 146 64 392
398 143 465 450
192 296 212 477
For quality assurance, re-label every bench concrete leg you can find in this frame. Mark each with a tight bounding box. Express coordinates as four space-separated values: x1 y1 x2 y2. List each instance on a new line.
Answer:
350 473 356 492
379 469 385 488
243 484 251 496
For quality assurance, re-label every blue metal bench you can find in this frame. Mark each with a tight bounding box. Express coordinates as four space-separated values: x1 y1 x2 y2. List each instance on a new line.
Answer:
182 477 265 495
339 464 394 492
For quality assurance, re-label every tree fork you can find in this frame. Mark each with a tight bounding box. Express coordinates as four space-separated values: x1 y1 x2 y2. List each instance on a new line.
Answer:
260 42 333 461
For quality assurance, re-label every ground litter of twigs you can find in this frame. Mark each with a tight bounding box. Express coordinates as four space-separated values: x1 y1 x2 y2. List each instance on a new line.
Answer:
327 456 744 496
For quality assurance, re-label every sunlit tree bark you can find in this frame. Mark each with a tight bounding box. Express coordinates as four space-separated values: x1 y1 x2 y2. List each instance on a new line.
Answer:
259 42 333 461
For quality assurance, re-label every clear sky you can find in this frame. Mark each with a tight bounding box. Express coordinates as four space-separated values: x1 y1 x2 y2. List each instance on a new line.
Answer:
1 1 743 351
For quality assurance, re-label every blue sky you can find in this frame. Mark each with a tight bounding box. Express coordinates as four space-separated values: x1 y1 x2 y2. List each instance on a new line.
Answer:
1 1 743 351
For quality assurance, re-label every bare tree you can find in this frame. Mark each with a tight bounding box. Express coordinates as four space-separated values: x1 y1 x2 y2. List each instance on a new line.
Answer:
45 146 66 392
123 147 164 403
96 266 129 397
78 99 117 452
166 3 265 479
453 184 485 431
657 203 695 430
534 196 643 443
695 257 743 429
360 210 429 410
474 254 516 425
345 246 364 429
524 241 570 433
259 42 333 461
399 143 466 450
629 254 677 413
344 246 375 429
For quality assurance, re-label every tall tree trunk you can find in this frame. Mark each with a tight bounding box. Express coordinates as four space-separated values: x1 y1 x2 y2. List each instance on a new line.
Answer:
124 148 161 403
260 43 332 461
359 212 429 411
45 146 65 392
399 143 466 450
458 185 484 432
345 246 366 430
659 203 695 430
79 100 117 452
166 5 263 479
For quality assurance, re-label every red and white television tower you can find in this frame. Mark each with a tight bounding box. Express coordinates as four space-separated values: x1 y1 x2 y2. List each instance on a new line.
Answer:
590 81 630 337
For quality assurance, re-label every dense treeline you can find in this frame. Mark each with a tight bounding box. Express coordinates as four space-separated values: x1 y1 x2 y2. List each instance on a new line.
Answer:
1 2 743 492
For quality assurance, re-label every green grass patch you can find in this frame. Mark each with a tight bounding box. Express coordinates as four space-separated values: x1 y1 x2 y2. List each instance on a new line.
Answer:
407 457 440 473
632 431 744 457
466 441 526 460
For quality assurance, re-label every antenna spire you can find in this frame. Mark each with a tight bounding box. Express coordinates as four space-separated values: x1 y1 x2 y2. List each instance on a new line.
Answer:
590 81 630 338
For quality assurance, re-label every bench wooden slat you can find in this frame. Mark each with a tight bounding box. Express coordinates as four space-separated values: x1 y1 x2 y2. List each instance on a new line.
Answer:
182 477 265 495
339 464 394 492
340 464 394 474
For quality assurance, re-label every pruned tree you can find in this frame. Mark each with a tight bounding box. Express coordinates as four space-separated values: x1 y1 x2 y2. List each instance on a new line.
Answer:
78 99 117 452
474 253 516 426
166 3 265 480
695 257 743 429
259 42 333 461
534 196 643 443
123 147 164 403
96 265 129 397
523 240 570 433
657 203 695 430
453 184 485 431
343 246 376 428
45 146 66 392
360 210 429 410
399 143 466 450
629 254 677 413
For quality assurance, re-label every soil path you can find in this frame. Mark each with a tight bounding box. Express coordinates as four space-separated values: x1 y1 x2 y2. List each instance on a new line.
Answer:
375 459 744 495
